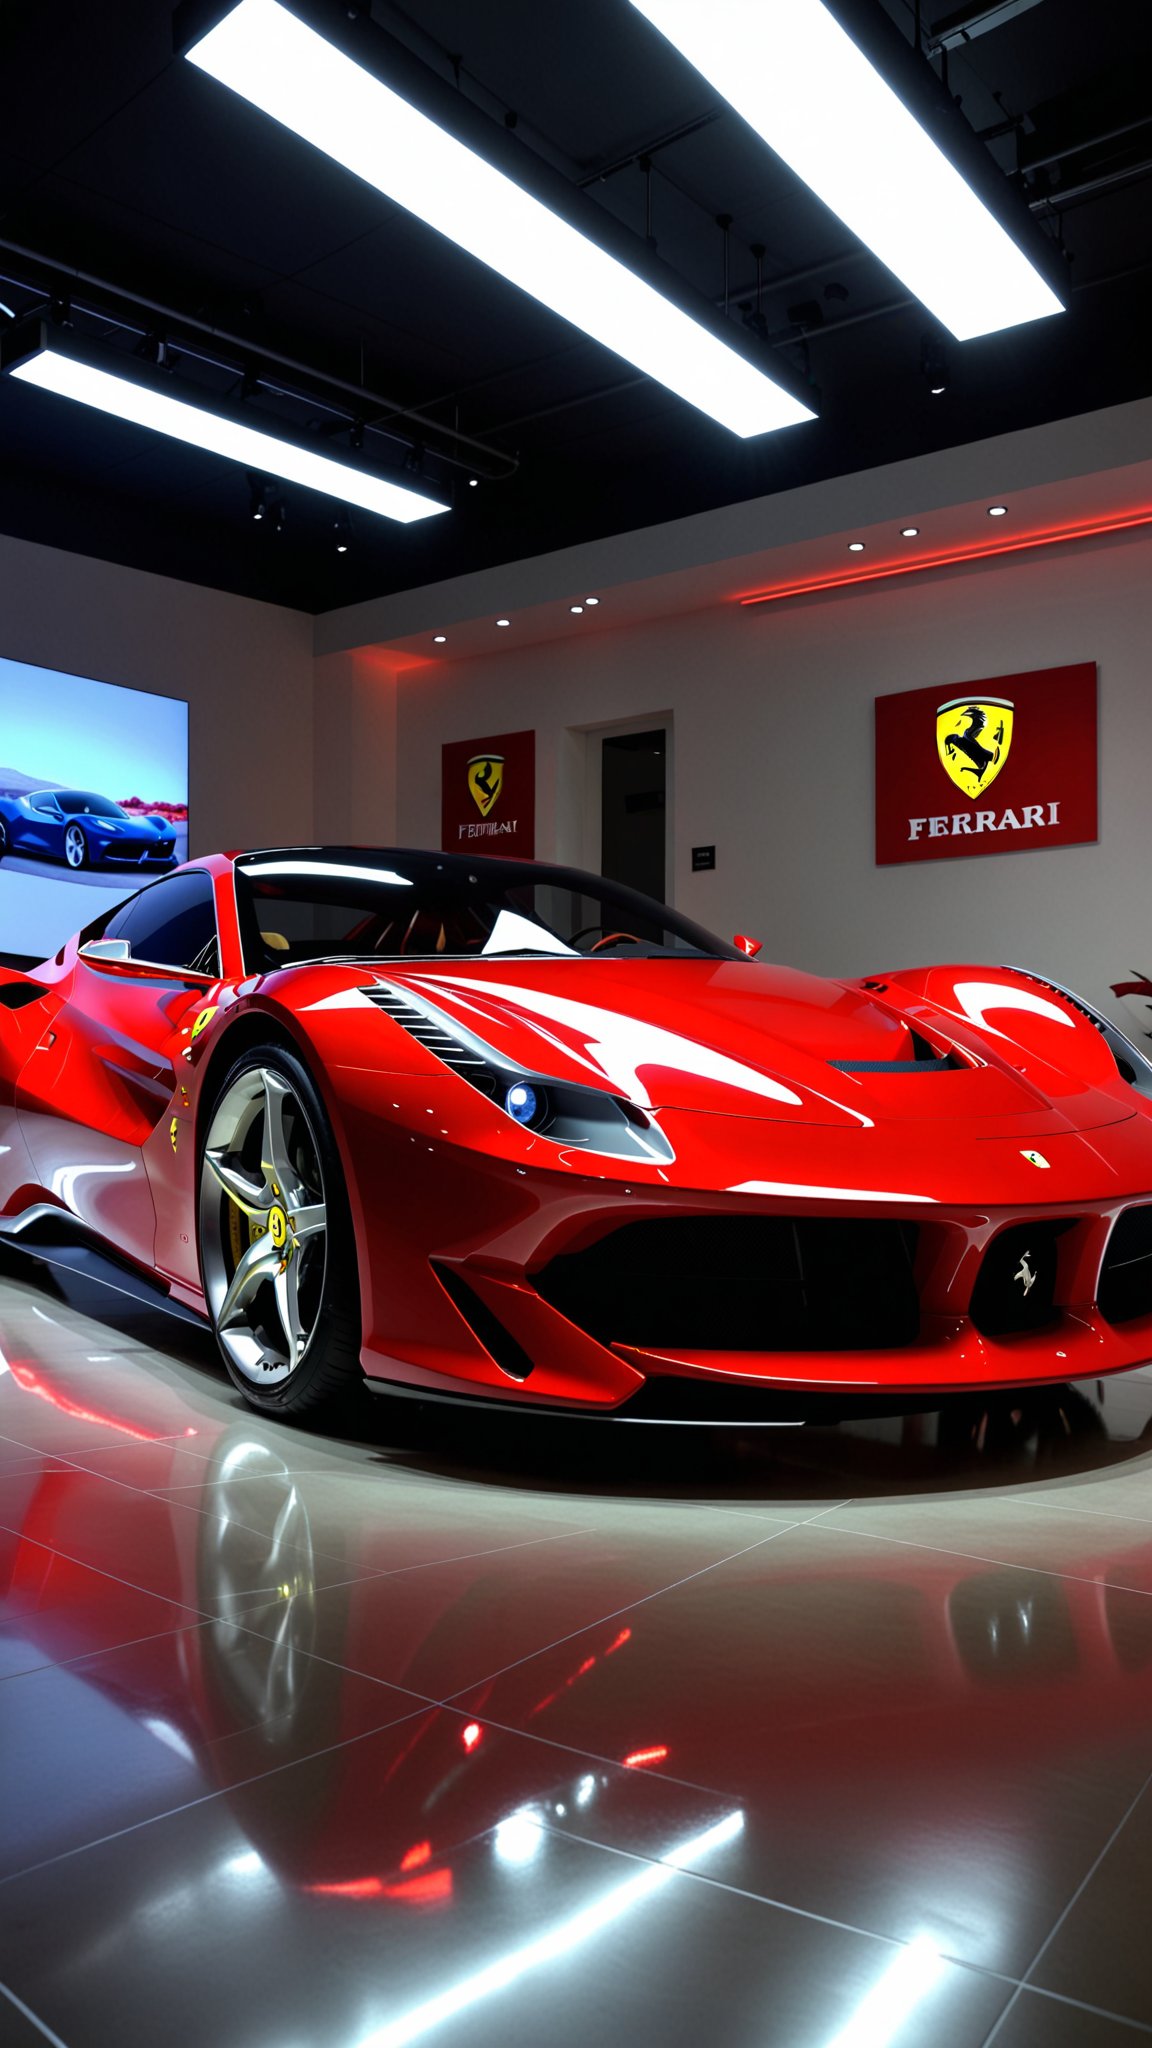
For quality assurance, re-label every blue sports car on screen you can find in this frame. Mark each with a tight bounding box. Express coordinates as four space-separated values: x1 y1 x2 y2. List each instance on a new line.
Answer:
0 789 177 870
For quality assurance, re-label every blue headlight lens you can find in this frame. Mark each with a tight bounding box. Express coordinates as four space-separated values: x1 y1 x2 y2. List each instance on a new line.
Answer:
505 1083 539 1125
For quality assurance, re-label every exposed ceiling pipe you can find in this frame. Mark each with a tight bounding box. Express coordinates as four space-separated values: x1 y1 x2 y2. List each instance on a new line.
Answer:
1020 114 1152 177
1027 155 1152 214
0 235 518 481
928 0 1046 52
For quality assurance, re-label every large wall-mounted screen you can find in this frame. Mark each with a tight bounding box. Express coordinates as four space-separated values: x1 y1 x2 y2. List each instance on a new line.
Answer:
0 655 188 961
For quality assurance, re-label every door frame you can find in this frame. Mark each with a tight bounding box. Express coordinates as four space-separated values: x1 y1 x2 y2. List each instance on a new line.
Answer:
561 712 675 905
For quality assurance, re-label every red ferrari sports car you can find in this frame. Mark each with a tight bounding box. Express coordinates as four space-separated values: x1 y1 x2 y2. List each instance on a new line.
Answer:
2 845 1152 1422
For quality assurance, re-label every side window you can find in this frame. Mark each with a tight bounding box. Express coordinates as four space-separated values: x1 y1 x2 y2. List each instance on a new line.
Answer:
102 872 218 973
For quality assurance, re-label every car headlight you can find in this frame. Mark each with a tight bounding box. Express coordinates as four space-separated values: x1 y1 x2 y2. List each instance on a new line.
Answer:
367 983 674 1164
1011 968 1152 1098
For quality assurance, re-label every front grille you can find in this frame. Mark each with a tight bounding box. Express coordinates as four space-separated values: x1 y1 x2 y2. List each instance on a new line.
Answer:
1099 1206 1152 1325
533 1216 920 1353
969 1222 1069 1337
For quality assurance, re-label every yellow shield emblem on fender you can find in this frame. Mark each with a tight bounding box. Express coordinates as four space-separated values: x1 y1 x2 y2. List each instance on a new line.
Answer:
467 753 504 817
936 697 1014 798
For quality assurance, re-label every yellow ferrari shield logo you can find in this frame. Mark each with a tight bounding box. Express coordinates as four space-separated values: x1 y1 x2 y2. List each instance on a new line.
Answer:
1020 1149 1050 1169
936 697 1014 798
169 1117 179 1154
467 754 504 818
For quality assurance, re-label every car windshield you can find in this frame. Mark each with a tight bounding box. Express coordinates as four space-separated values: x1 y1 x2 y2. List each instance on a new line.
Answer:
234 849 742 971
57 792 127 818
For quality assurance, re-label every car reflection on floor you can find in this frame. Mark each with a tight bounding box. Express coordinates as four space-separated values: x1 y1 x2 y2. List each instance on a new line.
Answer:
5 1247 1152 2042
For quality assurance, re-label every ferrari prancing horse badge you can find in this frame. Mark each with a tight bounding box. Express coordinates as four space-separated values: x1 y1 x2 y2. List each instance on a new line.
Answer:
936 697 1014 798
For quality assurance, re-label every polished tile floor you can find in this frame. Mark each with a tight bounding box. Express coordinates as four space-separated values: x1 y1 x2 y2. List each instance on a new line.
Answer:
3 1245 1152 2045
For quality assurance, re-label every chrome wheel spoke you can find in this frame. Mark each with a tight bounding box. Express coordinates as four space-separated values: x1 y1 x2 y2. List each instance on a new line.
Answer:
205 1149 270 1218
201 1063 328 1389
289 1200 326 1242
261 1071 299 1199
218 1235 280 1329
273 1260 304 1363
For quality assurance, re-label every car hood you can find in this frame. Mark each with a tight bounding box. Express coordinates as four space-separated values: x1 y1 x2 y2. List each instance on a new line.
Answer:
378 957 1131 1137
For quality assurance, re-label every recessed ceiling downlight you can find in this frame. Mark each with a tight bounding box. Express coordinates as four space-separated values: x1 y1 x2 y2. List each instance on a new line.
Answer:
496 617 510 627
848 541 865 553
988 504 1008 516
901 526 919 538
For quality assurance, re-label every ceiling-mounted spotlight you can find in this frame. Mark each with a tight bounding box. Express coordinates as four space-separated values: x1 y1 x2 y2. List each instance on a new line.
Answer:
180 0 814 438
433 633 446 643
496 617 510 627
248 473 267 521
403 440 425 476
901 526 919 537
334 508 352 553
628 0 1063 340
920 332 949 396
348 418 364 450
585 596 600 605
570 604 584 614
1 321 449 525
988 503 1008 517
848 541 865 553
271 500 287 532
468 477 479 487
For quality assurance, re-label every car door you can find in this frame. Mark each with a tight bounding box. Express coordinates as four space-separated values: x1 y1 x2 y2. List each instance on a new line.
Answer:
15 871 221 1269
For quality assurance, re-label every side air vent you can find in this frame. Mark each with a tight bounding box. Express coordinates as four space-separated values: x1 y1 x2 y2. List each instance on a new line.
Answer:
431 1261 534 1380
365 985 501 1095
0 980 47 1010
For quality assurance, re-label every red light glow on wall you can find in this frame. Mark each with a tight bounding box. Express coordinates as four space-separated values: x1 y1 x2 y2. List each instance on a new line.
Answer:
738 507 1152 611
622 1745 669 1769
461 1721 483 1751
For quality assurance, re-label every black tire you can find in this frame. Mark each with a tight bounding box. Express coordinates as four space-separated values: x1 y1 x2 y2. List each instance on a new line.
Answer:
197 1042 362 1419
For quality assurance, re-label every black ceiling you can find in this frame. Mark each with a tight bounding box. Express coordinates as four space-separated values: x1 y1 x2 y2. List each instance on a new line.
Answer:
1 0 1150 614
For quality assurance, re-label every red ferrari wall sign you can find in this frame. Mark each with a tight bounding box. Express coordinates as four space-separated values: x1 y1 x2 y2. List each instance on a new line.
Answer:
875 661 1097 865
441 728 535 856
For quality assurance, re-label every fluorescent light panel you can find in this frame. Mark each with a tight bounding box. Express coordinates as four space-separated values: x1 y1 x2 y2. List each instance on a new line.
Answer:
628 0 1063 341
185 0 813 439
9 343 446 524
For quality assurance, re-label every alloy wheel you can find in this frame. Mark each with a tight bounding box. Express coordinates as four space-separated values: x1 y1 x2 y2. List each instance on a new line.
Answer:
199 1064 328 1387
64 824 87 868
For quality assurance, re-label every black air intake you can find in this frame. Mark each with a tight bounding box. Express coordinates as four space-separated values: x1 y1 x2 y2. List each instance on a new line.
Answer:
1099 1206 1152 1325
534 1216 920 1353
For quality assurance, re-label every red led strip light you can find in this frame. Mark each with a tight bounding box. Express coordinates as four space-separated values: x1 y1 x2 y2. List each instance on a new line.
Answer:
739 508 1152 609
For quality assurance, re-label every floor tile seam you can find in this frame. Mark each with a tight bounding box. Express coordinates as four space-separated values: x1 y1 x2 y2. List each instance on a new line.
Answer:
1017 1758 1152 1992
437 1519 801 1699
512 1817 1044 1997
0 1697 434 1890
0 1522 217 1621
0 1425 213 1460
1003 1984 1152 2034
436 1705 753 1804
1006 1494 1152 1531
373 1525 601 1578
800 1514 1152 1597
225 1610 446 1702
0 1980 71 2048
0 1615 234 1689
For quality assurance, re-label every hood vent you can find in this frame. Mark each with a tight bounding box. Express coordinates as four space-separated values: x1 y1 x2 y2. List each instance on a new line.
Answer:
831 1032 965 1076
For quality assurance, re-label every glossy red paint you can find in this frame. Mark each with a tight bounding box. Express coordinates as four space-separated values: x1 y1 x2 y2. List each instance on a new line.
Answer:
2 852 1152 1411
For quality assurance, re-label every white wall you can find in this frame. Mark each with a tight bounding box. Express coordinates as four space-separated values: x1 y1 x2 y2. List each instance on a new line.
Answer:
385 522 1152 1019
0 533 315 858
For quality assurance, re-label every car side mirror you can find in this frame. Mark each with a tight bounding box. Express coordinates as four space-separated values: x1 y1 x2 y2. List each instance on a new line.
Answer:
733 934 763 959
80 938 132 963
